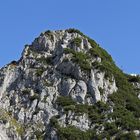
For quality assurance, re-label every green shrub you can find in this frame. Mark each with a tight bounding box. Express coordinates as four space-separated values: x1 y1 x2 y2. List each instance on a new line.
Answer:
0 109 25 136
99 87 104 95
37 56 52 65
35 68 44 77
72 51 91 71
22 89 30 94
50 115 97 140
30 94 40 101
64 105 75 112
87 105 105 124
74 104 89 114
66 28 85 36
95 101 110 113
126 74 140 83
116 132 137 140
56 96 76 107
44 80 53 87
64 48 75 54
89 47 114 63
10 60 18 66
63 58 69 62
58 125 95 140
56 96 107 124
44 30 54 41
72 37 82 47
64 48 91 71
35 130 45 140
109 106 140 130
104 122 118 136
33 108 40 115
50 116 59 128
66 28 98 48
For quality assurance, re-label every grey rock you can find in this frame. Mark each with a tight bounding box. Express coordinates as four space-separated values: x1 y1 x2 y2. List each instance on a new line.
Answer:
70 80 87 103
0 29 119 139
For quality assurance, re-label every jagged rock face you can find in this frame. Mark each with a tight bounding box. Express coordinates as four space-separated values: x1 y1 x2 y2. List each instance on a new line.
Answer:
0 29 119 139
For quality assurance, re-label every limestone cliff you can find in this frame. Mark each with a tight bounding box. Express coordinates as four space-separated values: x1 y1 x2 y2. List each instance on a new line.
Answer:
0 29 139 140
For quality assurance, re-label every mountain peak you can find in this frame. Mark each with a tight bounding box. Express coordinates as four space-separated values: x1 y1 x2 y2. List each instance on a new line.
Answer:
0 29 140 140
25 28 93 53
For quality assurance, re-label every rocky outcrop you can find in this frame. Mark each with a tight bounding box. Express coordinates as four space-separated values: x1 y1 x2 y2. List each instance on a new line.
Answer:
0 29 139 140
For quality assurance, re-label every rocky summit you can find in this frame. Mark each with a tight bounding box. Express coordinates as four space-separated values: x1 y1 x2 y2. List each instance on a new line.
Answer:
0 29 140 140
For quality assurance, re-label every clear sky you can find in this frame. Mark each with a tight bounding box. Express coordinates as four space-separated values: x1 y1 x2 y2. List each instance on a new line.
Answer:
0 0 140 74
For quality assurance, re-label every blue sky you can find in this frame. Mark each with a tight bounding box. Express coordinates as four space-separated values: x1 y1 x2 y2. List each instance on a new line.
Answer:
0 0 140 74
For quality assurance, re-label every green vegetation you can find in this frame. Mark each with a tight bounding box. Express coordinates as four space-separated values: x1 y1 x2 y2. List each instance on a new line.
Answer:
54 95 139 139
66 29 113 63
64 48 91 71
35 68 44 77
33 29 140 139
72 51 91 71
72 37 82 47
10 60 18 66
56 96 109 123
57 125 95 140
34 122 45 140
64 48 75 54
0 109 24 136
63 58 69 62
36 56 52 66
126 74 140 83
89 47 114 63
98 87 104 95
44 80 53 87
10 118 25 136
44 30 54 41
104 122 118 136
56 96 76 107
66 28 99 48
29 93 40 101
50 114 116 140
66 28 85 36
50 115 95 140
64 29 116 74
33 108 41 115
22 89 30 94
85 32 140 131
64 46 116 77
108 73 140 130
115 132 137 140
37 56 52 65
111 107 140 130
50 116 60 128
35 130 44 140
61 29 140 138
